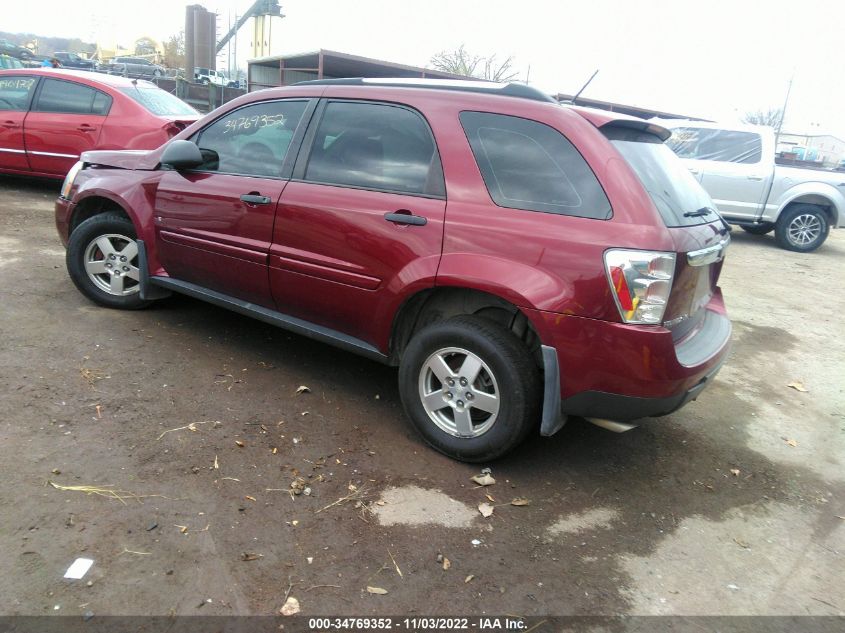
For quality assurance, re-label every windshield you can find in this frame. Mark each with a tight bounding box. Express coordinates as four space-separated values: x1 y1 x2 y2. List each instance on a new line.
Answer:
121 86 198 117
604 127 717 227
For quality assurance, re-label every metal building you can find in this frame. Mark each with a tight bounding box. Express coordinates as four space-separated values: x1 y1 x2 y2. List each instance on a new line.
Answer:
247 49 474 92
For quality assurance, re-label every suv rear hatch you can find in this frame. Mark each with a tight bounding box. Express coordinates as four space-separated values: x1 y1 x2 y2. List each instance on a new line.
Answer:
601 122 730 343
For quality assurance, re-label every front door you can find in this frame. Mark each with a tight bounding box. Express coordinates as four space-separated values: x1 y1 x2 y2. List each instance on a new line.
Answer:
270 99 446 348
24 78 110 176
154 99 311 308
0 75 37 172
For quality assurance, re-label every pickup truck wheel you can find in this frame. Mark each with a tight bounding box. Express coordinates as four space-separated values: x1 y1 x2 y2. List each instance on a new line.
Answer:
66 213 152 310
740 223 774 235
775 205 829 252
398 315 541 462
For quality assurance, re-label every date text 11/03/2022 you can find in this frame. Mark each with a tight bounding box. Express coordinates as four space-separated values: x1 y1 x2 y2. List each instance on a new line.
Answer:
307 617 529 630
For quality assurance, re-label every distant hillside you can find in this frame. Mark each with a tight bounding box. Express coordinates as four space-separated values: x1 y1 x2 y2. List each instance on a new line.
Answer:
0 31 96 57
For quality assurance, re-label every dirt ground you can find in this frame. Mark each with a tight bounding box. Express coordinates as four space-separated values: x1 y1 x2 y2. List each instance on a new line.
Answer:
1 176 843 618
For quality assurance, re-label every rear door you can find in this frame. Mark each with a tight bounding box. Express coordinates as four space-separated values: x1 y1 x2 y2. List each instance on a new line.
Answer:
24 77 110 175
270 99 446 346
0 75 37 172
154 98 312 308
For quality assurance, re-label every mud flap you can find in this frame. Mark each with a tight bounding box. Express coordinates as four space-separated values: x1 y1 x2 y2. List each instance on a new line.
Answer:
540 345 567 436
137 240 172 301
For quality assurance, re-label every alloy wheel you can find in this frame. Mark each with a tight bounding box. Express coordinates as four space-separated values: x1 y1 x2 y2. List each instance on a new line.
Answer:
787 213 822 246
83 233 141 296
418 346 500 438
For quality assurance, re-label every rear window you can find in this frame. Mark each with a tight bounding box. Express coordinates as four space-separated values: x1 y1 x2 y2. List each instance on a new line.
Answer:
460 111 611 219
121 86 198 116
667 127 762 164
604 127 717 227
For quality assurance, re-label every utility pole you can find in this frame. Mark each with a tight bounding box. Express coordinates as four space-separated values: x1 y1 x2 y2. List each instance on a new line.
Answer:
774 73 794 149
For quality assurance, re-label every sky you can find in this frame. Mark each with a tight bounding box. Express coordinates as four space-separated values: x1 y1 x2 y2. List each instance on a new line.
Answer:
5 0 845 138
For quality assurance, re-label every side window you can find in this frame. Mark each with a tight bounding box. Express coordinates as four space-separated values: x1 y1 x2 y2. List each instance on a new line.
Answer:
304 101 444 197
667 127 762 164
34 79 112 115
0 76 37 111
194 100 307 177
460 111 611 219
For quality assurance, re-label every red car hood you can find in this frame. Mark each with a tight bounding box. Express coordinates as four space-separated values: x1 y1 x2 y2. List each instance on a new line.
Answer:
79 149 160 170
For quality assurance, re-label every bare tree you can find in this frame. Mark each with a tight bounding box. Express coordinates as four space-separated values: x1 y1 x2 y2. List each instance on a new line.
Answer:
742 107 783 129
430 45 519 82
162 32 186 71
134 37 158 57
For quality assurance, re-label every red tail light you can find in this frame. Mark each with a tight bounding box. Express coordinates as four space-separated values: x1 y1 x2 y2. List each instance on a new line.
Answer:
604 250 676 324
164 121 188 138
609 266 634 311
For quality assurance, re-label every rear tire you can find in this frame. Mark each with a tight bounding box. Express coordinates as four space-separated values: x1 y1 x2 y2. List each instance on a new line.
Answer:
775 204 829 252
740 223 774 235
66 213 152 310
398 315 541 462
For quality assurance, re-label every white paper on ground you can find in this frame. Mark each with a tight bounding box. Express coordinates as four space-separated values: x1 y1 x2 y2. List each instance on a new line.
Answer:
64 558 94 579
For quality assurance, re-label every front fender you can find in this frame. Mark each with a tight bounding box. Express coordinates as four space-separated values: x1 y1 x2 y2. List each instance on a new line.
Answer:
70 171 162 269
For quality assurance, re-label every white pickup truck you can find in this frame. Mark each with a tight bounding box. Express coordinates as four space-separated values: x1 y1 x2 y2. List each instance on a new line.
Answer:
659 120 845 252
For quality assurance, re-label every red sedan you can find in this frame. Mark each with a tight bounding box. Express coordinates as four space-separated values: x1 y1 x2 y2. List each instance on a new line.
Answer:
0 69 199 179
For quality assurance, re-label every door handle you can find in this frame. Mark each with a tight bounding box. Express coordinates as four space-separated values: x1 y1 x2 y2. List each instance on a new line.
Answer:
2 120 21 129
240 193 272 205
384 211 427 226
747 175 764 181
77 124 97 132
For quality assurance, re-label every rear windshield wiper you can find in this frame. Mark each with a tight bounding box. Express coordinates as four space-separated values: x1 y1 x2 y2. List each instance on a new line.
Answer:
683 206 714 218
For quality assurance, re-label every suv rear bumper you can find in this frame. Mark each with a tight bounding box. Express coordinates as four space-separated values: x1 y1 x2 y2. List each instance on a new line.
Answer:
526 290 731 424
557 355 726 420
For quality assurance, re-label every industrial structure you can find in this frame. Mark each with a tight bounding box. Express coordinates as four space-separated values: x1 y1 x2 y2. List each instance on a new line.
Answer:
247 49 475 92
184 4 217 79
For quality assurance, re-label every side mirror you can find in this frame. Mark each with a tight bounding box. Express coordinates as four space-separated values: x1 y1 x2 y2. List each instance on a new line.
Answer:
160 140 204 170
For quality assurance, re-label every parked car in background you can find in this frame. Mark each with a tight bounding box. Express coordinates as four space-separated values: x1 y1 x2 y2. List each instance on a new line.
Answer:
0 69 199 179
0 39 33 60
194 67 226 86
55 79 731 462
661 120 845 252
108 57 165 78
0 54 24 69
52 52 97 70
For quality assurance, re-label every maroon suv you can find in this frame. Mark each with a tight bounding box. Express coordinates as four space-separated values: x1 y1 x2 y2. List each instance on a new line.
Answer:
55 79 731 462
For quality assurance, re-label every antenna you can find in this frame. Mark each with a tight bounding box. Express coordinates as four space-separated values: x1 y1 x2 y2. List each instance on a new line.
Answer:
571 69 599 105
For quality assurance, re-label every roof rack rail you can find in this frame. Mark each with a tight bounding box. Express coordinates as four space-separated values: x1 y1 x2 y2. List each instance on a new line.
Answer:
293 77 557 103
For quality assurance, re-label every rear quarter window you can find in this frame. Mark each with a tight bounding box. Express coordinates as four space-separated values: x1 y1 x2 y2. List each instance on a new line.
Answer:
459 111 611 219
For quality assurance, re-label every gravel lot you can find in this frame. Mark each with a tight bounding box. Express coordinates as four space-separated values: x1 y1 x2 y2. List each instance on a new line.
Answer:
1 176 843 618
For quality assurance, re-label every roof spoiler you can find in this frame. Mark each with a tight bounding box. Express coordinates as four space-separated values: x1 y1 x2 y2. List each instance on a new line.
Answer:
600 119 672 142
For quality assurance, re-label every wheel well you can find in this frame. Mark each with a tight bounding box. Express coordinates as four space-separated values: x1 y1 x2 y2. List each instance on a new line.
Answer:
69 197 130 234
782 196 837 225
389 288 541 366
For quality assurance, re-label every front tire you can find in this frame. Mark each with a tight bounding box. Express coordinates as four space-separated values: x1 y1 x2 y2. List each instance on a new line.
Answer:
66 213 152 310
775 204 829 252
398 315 541 462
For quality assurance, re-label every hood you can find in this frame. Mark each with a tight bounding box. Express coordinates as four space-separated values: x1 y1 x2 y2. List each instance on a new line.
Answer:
79 149 160 171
